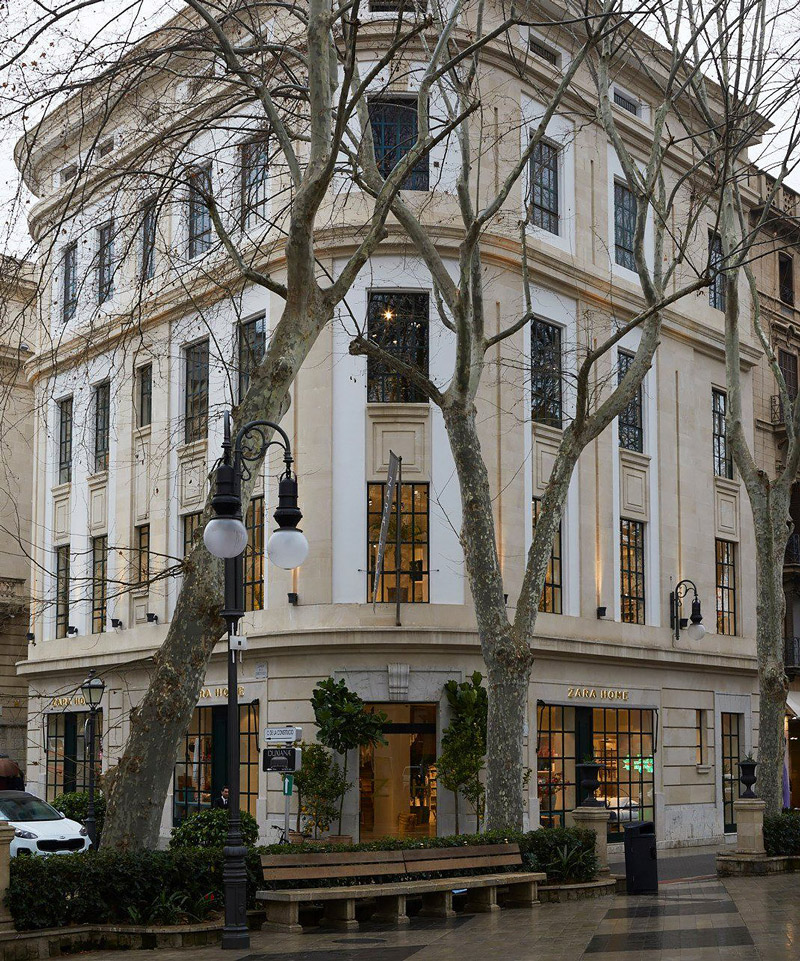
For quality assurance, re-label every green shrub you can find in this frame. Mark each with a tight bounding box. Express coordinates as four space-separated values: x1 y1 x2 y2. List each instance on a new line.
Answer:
51 791 106 838
764 810 800 855
518 825 598 882
169 807 259 849
7 847 263 931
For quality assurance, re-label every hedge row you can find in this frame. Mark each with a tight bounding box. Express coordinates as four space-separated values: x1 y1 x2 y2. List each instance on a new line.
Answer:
764 811 800 856
7 827 597 930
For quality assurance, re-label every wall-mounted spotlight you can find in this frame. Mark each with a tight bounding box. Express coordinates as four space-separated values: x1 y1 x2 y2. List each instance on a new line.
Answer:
287 593 299 606
110 618 124 631
26 632 35 642
67 626 79 637
146 612 158 623
596 606 607 619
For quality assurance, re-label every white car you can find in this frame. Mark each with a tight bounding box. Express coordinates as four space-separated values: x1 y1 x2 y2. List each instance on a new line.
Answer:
0 791 91 856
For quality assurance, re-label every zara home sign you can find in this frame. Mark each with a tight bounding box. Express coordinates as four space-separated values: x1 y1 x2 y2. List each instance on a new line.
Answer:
567 687 630 701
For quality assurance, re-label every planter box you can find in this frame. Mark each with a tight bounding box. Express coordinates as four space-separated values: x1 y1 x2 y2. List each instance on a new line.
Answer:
716 853 800 877
537 878 617 903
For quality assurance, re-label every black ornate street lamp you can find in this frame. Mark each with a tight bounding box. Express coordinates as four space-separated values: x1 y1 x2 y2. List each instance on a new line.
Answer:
80 670 105 847
669 579 706 642
204 411 308 950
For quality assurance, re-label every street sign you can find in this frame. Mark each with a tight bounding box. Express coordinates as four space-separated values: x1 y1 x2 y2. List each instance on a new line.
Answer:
263 746 302 772
282 774 294 797
264 726 302 743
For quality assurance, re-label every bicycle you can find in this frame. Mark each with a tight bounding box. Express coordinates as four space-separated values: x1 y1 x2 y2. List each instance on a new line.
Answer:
271 824 290 845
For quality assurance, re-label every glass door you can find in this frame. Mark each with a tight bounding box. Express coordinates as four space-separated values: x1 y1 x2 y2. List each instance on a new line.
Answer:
721 712 743 832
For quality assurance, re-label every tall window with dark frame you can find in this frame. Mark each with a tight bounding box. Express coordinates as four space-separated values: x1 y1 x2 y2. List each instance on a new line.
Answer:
617 350 644 452
715 538 737 636
529 140 559 235
97 221 114 303
238 315 266 401
721 711 743 831
241 139 269 229
93 382 110 473
779 349 798 403
45 712 103 802
141 199 157 280
135 524 150 586
709 231 726 311
614 181 637 271
695 709 706 765
532 497 562 614
58 398 73 484
182 513 203 557
136 364 153 428
779 253 795 306
712 388 733 479
244 496 264 612
368 98 429 191
620 518 645 624
188 165 213 258
367 482 429 603
91 535 108 635
62 242 77 322
531 320 563 428
55 544 70 639
367 292 429 403
184 340 209 443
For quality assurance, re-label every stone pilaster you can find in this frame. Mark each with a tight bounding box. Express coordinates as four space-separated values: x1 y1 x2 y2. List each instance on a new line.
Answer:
733 798 766 855
571 806 612 875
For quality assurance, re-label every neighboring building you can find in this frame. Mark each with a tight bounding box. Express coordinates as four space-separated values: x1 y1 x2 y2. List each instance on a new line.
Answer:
0 257 36 772
16 5 765 848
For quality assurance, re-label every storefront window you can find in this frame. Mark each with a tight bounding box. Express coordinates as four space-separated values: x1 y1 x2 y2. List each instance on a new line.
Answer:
172 703 259 824
45 712 102 801
537 703 655 839
359 703 437 841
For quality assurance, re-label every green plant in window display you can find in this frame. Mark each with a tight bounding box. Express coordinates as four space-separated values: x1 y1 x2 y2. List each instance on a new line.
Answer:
311 678 387 835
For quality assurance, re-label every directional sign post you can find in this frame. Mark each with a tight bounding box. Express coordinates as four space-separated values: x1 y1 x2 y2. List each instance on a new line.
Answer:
282 774 294 841
264 726 302 744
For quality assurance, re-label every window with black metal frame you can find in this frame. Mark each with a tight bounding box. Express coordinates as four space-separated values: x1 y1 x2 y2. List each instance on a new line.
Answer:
91 535 108 634
617 350 644 453
620 518 646 624
532 497 562 613
368 98 429 190
531 319 563 428
367 292 429 403
367 482 429 603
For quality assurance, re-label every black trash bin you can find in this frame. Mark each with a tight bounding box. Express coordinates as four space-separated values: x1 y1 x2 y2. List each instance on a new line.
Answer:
623 820 658 894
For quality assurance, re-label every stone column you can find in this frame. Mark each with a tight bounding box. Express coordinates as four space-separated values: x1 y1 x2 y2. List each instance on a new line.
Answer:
733 799 766 856
0 821 15 932
571 806 612 875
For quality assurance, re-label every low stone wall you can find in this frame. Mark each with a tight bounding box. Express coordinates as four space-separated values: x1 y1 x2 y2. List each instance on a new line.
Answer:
716 853 800 877
537 878 617 903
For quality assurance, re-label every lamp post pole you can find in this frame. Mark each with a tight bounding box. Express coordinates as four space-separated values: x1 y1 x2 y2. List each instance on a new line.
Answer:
81 671 105 848
206 412 308 950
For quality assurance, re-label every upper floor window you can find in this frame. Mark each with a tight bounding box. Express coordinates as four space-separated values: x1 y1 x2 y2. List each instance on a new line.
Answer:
620 518 645 624
529 140 559 235
532 497 562 614
368 0 426 12
136 364 153 428
613 87 641 117
93 381 110 473
779 349 798 403
367 292 429 403
617 350 643 453
91 535 108 634
780 253 795 307
184 340 209 444
141 200 157 281
239 315 266 401
244 496 264 612
63 243 77 323
135 524 150 585
182 512 203 557
55 544 70 639
709 231 726 312
241 139 269 229
188 165 213 259
531 319 562 428
97 221 114 304
715 538 737 636
529 35 560 67
368 98 429 191
58 397 73 485
614 181 637 271
367 482 429 603
712 388 733 479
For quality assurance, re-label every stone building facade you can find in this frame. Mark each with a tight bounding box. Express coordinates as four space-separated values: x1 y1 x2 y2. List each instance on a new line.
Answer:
14 4 766 848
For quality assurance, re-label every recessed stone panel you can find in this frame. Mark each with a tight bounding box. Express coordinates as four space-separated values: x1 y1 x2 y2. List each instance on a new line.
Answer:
134 436 150 523
180 450 207 509
715 481 739 540
53 489 70 544
367 404 429 479
89 483 107 533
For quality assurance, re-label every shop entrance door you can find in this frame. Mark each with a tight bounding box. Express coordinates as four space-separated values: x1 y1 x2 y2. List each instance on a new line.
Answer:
721 712 743 832
359 704 437 841
538 703 655 840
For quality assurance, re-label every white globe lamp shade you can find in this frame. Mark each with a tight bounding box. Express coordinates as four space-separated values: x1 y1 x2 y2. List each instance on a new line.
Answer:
203 516 249 559
267 528 309 570
686 621 706 642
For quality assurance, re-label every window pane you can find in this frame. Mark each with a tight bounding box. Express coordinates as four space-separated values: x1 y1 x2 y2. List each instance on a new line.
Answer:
614 182 636 270
183 513 203 557
184 341 209 443
531 320 562 428
91 535 108 634
188 165 213 258
136 524 150 585
712 389 732 479
715 539 737 636
137 365 153 428
529 141 559 234
367 482 429 602
367 292 429 403
141 200 157 280
97 221 114 303
238 315 266 401
94 382 110 472
56 545 70 639
620 519 645 624
709 232 726 311
58 398 73 484
244 497 264 612
241 139 269 229
63 243 77 322
368 99 429 190
780 254 795 306
617 350 643 453
532 498 562 613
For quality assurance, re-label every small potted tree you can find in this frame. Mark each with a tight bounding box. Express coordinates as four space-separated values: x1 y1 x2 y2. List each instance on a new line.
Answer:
311 678 387 841
738 751 758 798
293 742 349 840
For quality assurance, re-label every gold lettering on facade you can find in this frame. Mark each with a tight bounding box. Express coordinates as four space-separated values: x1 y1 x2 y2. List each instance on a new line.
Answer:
566 687 629 701
50 694 88 708
198 686 246 700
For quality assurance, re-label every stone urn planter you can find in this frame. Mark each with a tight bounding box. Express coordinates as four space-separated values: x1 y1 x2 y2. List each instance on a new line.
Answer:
325 834 353 844
577 762 604 806
738 759 758 799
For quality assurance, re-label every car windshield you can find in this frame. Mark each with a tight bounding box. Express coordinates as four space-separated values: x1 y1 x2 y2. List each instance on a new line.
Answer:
0 796 61 822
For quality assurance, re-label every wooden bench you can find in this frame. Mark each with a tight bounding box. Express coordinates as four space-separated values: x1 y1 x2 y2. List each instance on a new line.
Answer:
256 843 546 932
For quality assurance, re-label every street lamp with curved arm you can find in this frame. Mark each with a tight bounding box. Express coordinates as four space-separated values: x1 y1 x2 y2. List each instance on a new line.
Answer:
670 578 706 642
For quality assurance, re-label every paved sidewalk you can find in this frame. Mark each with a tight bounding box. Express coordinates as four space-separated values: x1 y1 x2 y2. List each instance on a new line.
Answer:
76 868 800 961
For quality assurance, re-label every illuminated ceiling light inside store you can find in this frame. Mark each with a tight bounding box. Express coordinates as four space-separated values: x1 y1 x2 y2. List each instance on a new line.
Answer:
384 309 393 321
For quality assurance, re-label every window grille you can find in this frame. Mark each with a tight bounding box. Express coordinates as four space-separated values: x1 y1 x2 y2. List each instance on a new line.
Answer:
58 398 73 484
620 519 645 624
367 292 429 403
188 165 213 258
97 221 114 303
532 498 562 613
184 341 209 443
367 482 429 603
94 382 110 473
614 181 637 270
617 350 644 452
91 535 108 634
715 539 737 636
531 319 563 428
529 141 559 234
368 98 429 190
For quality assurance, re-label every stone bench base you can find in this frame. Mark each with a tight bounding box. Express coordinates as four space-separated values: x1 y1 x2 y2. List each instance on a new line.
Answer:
256 872 546 933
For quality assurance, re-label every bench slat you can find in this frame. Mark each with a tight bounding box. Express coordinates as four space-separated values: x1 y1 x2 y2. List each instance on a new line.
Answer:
267 862 408 882
405 855 520 874
262 850 405 868
402 844 519 862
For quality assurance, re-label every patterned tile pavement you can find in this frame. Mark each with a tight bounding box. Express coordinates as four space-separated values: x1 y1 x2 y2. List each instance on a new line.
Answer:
76 865 800 961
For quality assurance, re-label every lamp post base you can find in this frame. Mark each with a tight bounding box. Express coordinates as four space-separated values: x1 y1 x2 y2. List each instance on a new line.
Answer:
222 840 250 950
